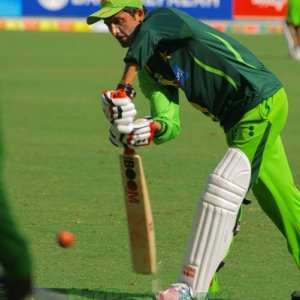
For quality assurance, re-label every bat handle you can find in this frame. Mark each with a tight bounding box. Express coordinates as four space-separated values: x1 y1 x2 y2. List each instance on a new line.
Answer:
123 147 135 155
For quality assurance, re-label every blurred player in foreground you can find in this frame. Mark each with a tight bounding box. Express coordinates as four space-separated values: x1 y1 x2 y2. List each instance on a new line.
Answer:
87 0 300 299
0 120 32 298
285 0 300 59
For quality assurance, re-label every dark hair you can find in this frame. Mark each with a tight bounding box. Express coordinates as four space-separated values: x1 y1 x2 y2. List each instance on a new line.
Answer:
122 6 147 16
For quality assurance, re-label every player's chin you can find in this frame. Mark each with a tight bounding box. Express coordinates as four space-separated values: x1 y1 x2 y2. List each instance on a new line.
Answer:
117 37 131 48
119 41 130 48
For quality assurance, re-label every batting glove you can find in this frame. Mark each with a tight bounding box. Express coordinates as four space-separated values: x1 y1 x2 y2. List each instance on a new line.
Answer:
126 117 155 147
109 117 155 149
109 125 124 148
101 89 137 133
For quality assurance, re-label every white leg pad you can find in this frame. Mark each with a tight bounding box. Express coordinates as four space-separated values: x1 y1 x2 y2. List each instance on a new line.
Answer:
178 148 251 298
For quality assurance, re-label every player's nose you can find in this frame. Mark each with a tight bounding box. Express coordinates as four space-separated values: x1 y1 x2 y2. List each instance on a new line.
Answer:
111 23 120 36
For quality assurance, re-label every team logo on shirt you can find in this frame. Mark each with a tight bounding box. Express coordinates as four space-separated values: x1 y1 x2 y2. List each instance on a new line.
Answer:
160 50 171 62
173 65 190 86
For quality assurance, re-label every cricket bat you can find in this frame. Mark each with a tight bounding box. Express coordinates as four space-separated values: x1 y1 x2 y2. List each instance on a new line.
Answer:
119 147 157 274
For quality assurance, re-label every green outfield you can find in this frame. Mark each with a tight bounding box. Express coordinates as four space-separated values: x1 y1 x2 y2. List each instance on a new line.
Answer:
0 30 299 300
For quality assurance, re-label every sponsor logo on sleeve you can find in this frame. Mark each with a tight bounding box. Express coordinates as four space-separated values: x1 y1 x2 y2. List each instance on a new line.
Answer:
173 65 190 86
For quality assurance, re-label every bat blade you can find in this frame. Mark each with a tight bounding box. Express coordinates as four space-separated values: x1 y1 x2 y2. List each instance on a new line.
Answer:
119 149 156 274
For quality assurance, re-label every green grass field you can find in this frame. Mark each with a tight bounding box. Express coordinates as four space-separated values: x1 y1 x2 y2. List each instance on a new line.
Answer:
0 30 299 300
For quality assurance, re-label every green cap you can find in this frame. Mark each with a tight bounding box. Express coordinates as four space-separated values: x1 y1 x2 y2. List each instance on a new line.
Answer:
87 0 143 25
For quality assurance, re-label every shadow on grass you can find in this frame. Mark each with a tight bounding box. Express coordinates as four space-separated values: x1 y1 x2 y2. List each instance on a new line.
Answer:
34 288 230 300
34 288 155 299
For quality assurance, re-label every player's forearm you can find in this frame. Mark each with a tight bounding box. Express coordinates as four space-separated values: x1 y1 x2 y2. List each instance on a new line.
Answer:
153 119 180 144
138 69 181 143
121 64 163 137
154 121 162 132
120 63 140 85
119 64 180 142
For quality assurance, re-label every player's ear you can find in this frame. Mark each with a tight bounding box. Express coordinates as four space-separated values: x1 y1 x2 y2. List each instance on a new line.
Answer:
136 9 144 22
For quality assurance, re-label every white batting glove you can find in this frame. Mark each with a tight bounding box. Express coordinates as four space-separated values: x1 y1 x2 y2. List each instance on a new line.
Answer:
109 117 155 149
109 125 125 148
102 89 137 132
126 117 155 147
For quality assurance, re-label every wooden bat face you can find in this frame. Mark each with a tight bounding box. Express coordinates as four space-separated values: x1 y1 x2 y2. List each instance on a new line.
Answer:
120 151 157 274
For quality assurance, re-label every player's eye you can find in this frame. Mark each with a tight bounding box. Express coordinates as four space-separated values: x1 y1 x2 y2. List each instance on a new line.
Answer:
114 18 123 25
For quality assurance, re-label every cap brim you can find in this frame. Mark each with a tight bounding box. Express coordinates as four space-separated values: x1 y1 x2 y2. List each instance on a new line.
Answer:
87 7 123 24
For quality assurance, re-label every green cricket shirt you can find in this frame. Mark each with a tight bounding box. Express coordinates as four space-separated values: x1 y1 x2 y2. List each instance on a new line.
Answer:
124 8 282 142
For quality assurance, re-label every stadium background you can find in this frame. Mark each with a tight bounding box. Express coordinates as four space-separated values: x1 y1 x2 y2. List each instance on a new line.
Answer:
0 0 288 33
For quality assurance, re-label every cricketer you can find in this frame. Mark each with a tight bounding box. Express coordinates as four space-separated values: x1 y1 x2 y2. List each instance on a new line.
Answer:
285 0 300 59
87 0 300 299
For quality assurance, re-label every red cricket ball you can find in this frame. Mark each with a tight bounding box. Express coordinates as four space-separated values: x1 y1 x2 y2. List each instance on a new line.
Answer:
57 230 75 248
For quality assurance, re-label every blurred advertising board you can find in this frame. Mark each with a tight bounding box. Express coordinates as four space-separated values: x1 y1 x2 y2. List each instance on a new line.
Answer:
0 0 287 20
0 0 22 16
233 0 287 18
23 0 99 17
144 0 232 20
20 0 232 19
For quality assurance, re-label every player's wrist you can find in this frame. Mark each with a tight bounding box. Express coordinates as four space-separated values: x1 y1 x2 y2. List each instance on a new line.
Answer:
116 82 136 98
154 121 167 138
